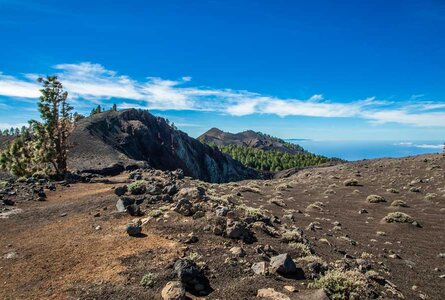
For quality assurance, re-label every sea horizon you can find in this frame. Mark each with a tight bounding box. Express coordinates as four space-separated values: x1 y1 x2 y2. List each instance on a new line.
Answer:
287 139 444 161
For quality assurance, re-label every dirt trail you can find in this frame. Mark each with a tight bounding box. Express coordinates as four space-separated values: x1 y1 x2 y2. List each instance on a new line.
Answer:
0 180 178 300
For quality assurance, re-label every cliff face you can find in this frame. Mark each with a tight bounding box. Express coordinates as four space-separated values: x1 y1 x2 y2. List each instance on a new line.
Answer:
198 128 306 154
67 109 259 183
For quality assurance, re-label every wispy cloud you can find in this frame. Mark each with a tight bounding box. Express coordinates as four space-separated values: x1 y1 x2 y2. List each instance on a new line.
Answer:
394 142 443 149
1 62 445 127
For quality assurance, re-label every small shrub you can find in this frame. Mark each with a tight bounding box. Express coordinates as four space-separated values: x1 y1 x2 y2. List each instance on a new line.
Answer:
186 251 202 261
149 209 163 218
366 195 386 203
424 193 438 201
128 180 147 195
239 204 266 220
140 272 157 288
289 242 314 256
343 179 358 186
308 269 367 299
0 180 9 188
32 171 48 180
386 188 399 194
306 201 324 211
383 212 415 224
390 200 408 207
16 176 27 183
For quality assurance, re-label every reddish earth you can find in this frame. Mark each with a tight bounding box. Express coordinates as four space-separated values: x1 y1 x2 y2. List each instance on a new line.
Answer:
1 154 444 299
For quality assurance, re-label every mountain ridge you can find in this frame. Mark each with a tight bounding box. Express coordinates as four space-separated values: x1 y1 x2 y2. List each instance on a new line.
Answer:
67 109 260 183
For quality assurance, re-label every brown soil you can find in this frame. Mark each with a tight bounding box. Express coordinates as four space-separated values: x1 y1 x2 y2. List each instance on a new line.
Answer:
1 154 445 299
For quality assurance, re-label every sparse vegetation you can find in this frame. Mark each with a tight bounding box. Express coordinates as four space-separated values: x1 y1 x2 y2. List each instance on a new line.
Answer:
140 272 157 288
308 269 368 299
127 180 147 195
384 212 416 224
366 194 386 203
390 200 409 207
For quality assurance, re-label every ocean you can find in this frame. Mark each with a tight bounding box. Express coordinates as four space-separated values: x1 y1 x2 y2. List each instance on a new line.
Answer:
286 140 444 161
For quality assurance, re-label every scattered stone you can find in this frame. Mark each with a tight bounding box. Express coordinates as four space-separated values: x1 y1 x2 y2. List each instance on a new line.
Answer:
116 197 135 212
174 198 194 216
230 246 246 257
283 285 298 293
174 259 210 295
409 187 421 193
257 288 290 300
386 188 399 193
215 206 229 217
269 253 298 276
184 233 199 244
60 213 67 217
114 186 127 196
359 209 368 214
126 220 142 236
251 261 267 275
161 281 185 300
225 220 254 243
163 184 179 196
344 179 359 186
93 212 101 217
2 199 15 206
126 204 143 216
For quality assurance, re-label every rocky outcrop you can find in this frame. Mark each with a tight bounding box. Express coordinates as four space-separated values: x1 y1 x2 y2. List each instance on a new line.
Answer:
67 109 259 182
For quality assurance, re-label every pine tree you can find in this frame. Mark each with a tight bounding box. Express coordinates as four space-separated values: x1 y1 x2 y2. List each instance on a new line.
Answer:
30 76 72 176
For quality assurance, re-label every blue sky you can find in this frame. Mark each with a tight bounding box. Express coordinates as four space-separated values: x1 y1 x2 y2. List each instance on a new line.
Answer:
0 0 444 141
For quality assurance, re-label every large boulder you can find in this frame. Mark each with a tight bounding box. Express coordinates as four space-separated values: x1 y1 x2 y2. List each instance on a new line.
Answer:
161 281 185 300
269 254 298 276
174 198 194 216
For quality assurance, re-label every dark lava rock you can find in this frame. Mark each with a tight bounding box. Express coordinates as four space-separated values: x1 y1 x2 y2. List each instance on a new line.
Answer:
163 184 179 196
2 199 15 206
126 204 143 216
126 221 142 236
173 259 212 296
174 198 194 216
269 253 299 276
114 186 127 196
225 221 255 243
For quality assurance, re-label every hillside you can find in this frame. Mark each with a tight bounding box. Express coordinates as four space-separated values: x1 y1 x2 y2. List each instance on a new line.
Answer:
67 109 259 183
199 128 335 172
1 153 444 299
198 128 306 154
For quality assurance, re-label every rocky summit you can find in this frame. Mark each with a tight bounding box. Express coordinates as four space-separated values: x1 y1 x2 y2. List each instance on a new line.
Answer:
1 153 444 299
67 109 259 183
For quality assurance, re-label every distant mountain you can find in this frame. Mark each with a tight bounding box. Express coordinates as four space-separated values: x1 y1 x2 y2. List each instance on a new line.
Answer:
67 109 260 183
198 128 306 154
198 128 336 172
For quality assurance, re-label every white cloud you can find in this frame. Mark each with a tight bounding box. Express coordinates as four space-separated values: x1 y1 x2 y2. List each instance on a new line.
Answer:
394 142 444 149
0 73 40 98
0 62 445 128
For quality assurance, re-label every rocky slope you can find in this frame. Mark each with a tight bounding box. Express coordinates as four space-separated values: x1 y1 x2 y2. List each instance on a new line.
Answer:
1 153 444 299
198 128 306 154
67 109 259 183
